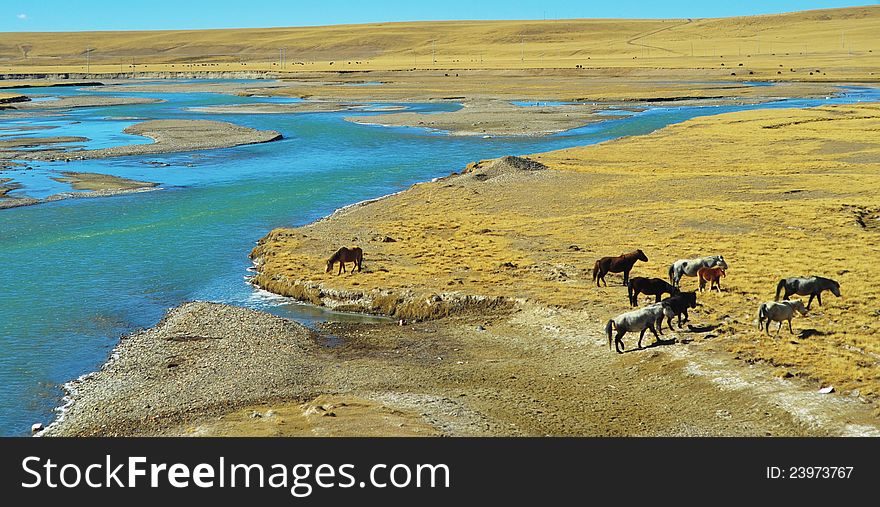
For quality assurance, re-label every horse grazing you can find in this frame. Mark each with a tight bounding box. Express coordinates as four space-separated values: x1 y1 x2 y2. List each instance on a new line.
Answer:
757 300 807 336
775 276 840 309
660 291 698 330
592 249 648 287
697 266 726 292
605 303 673 353
325 247 363 275
627 277 678 307
668 255 728 287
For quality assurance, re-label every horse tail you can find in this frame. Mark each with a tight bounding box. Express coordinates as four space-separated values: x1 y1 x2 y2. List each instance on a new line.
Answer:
627 279 634 301
774 279 785 301
757 304 767 329
668 264 675 284
604 320 614 350
592 261 600 282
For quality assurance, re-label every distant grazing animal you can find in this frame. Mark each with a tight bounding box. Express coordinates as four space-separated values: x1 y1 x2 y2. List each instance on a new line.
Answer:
775 276 840 310
325 246 363 275
757 300 808 336
697 266 726 292
668 255 728 287
660 291 698 330
627 277 678 307
592 249 648 287
605 303 673 354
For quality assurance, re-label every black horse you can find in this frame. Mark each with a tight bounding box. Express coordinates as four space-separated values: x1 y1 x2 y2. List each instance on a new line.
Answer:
627 277 678 307
659 291 698 331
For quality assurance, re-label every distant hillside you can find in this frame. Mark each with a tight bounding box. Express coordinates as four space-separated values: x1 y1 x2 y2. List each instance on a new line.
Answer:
0 5 877 75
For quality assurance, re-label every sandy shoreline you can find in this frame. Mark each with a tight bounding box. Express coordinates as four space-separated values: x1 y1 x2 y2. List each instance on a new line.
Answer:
9 95 162 110
0 119 282 162
187 101 364 114
347 99 635 136
0 185 161 210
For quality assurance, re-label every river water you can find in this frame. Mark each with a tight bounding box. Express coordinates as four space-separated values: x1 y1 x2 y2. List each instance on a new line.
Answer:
0 80 876 435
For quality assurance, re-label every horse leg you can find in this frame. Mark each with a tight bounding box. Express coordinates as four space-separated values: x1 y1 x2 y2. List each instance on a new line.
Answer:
715 279 722 292
337 262 342 275
615 329 626 354
622 269 629 286
650 323 661 342
638 328 647 349
806 293 815 310
816 292 822 307
788 319 794 334
776 321 782 337
655 293 661 303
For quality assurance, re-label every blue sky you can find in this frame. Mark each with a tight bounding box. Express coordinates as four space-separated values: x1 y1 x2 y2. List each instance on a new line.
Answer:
2 1 876 32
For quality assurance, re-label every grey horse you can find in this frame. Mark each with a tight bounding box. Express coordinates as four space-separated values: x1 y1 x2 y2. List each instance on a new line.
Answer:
757 300 808 336
775 276 840 310
668 255 728 287
605 303 674 354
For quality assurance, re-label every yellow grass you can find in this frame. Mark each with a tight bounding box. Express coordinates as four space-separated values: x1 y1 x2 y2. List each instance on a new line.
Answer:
252 102 880 405
0 6 878 81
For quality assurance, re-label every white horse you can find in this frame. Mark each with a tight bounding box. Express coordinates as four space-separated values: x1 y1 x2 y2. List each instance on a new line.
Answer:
757 300 807 336
668 255 728 287
605 303 674 353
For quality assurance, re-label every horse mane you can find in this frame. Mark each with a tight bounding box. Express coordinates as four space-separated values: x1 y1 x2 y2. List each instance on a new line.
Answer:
327 248 344 263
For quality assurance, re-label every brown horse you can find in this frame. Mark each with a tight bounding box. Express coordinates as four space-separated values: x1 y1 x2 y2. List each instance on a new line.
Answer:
697 266 725 292
326 246 363 275
592 249 648 287
627 277 679 307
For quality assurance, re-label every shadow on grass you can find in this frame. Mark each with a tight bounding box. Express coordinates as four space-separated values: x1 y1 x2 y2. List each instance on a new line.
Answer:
686 323 721 333
622 336 677 353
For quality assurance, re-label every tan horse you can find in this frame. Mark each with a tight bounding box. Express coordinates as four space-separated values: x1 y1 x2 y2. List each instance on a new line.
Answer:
697 266 726 292
326 247 363 275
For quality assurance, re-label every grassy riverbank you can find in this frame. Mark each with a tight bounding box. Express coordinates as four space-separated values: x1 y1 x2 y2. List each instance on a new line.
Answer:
252 101 880 408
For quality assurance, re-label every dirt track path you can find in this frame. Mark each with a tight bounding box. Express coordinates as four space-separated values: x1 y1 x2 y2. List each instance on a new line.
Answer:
626 19 691 56
306 303 879 437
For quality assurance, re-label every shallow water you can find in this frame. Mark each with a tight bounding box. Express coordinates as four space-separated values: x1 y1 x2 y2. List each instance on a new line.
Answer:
0 81 877 435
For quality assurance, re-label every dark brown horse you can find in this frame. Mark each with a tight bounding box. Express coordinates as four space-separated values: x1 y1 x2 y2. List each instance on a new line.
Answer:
326 246 363 275
627 277 678 307
592 249 648 287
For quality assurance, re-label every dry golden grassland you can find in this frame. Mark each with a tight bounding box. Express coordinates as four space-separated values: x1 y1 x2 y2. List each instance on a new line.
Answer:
0 6 878 82
252 102 880 406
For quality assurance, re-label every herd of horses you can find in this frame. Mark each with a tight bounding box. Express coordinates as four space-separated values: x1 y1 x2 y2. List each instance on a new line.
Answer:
323 245 841 354
598 250 841 354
